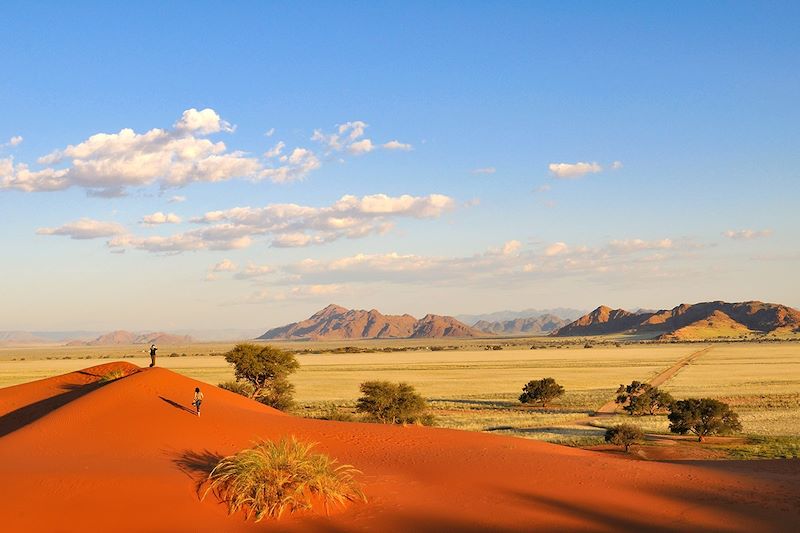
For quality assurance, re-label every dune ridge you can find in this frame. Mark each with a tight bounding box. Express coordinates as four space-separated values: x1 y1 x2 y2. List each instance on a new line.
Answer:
1 364 799 532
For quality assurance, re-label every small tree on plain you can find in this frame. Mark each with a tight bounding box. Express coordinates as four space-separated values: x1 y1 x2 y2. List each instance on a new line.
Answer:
356 381 429 424
519 377 565 408
667 398 742 442
223 343 299 411
615 381 673 416
604 424 644 452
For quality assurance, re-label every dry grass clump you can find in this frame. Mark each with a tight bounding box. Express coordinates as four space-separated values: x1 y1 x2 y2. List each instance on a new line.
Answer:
203 437 365 521
98 369 127 383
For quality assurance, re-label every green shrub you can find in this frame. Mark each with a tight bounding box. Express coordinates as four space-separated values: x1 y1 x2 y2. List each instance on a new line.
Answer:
356 381 429 424
519 377 565 407
668 398 742 442
604 424 644 452
203 437 365 521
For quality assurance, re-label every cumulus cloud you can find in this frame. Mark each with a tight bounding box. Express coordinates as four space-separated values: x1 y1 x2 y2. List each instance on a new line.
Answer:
348 138 374 155
471 167 496 175
141 212 182 225
382 140 412 151
36 218 126 240
502 240 522 255
544 242 569 256
264 128 275 137
168 195 187 203
1 108 260 195
723 229 772 240
95 192 455 254
2 113 413 193
174 108 234 134
611 161 623 170
261 147 320 183
548 162 603 179
212 259 238 272
4 136 23 147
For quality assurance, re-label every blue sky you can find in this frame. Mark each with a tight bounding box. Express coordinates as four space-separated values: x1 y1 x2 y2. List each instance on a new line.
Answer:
1 2 798 331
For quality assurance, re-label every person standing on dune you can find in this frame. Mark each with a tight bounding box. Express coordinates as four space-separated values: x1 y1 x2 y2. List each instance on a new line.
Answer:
149 343 158 367
193 387 204 417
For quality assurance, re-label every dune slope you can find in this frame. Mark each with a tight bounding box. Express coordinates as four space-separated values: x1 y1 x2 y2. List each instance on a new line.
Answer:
1 364 799 532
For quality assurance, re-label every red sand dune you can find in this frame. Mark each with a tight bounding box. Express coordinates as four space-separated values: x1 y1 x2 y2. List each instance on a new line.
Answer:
1 363 798 532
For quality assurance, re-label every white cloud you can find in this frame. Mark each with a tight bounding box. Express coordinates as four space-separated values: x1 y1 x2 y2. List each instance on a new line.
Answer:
265 128 275 137
2 108 259 195
611 161 623 170
234 261 274 279
108 231 252 253
141 212 182 225
277 236 701 290
471 167 496 175
6 136 23 147
382 140 412 151
101 192 455 254
723 229 772 240
264 141 285 158
502 240 522 255
168 195 187 203
348 138 374 155
174 108 234 134
261 147 320 183
212 259 238 272
36 218 126 240
544 242 569 256
534 184 551 193
312 121 369 152
608 238 672 252
548 162 603 179
2 115 410 193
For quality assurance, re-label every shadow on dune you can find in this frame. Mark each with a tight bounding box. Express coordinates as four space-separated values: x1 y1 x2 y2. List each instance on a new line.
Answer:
506 481 799 532
172 449 225 495
159 396 197 415
0 381 103 438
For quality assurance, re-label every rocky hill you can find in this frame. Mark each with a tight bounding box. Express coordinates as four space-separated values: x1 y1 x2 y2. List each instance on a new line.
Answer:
66 330 193 346
258 304 486 340
472 314 570 335
552 301 800 340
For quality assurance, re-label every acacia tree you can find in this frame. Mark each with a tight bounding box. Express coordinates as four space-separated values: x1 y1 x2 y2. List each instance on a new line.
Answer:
615 381 673 416
667 398 742 442
223 343 299 410
519 377 565 408
355 381 429 424
604 424 644 452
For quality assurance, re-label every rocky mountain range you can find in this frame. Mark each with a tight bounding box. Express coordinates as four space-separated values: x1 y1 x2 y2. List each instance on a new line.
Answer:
552 301 800 339
471 314 571 335
66 330 194 346
258 304 485 340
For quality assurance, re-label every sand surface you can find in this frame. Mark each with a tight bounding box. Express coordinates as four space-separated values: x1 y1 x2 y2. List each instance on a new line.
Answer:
1 362 798 532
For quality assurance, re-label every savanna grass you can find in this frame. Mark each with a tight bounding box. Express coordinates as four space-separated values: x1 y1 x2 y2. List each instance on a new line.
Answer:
203 437 365 521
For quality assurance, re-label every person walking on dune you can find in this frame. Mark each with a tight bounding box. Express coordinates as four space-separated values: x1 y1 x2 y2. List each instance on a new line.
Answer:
192 387 204 417
149 343 158 367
